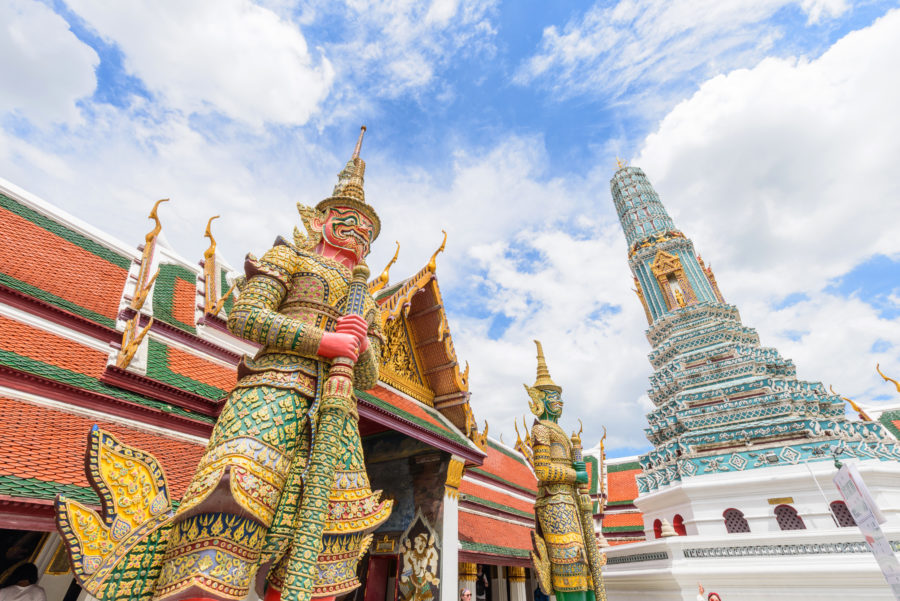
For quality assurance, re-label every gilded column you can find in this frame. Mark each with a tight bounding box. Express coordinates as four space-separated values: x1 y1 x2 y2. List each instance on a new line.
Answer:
459 563 477 599
508 567 527 601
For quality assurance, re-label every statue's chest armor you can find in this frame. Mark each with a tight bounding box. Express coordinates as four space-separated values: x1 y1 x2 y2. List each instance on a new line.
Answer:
546 423 573 466
280 265 350 331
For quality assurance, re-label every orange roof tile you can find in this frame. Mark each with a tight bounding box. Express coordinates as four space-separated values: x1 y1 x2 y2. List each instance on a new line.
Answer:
607 468 640 503
0 315 107 377
459 510 533 553
171 277 196 327
0 397 204 499
476 440 537 493
167 345 236 391
0 206 126 322
602 512 644 528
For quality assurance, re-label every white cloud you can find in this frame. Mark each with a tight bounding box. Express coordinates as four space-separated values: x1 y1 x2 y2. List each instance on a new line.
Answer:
802 0 850 24
0 99 340 267
635 9 900 407
65 0 334 127
515 0 855 110
357 137 655 451
0 0 98 125
314 0 498 104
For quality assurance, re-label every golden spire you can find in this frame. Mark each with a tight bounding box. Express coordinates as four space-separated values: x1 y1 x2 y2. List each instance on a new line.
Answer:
532 340 561 393
615 157 627 170
317 125 381 239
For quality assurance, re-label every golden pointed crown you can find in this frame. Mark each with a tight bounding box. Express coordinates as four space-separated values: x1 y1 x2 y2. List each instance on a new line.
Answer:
316 125 381 240
531 340 561 393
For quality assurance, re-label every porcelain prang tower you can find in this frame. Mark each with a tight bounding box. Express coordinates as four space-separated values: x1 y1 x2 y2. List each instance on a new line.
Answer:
610 164 900 534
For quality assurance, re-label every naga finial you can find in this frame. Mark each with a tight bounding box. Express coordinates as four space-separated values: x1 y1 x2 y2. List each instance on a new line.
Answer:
202 215 237 316
131 198 168 311
830 385 872 421
369 241 400 293
352 125 366 160
877 363 900 394
427 230 447 273
203 215 220 259
146 198 169 244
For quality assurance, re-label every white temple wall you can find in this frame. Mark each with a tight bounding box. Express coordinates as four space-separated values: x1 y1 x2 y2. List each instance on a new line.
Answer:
636 459 900 538
602 527 900 600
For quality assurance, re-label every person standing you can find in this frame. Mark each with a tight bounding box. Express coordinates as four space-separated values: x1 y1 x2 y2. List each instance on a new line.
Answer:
475 566 489 601
0 564 46 601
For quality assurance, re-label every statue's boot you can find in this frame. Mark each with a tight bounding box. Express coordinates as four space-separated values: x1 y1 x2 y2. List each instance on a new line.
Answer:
153 466 271 601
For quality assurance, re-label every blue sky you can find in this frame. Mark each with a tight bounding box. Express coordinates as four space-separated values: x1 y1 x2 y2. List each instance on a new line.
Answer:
3 0 900 456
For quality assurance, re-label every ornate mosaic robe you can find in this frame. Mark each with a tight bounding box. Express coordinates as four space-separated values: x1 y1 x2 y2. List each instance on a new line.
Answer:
154 239 388 601
531 420 593 595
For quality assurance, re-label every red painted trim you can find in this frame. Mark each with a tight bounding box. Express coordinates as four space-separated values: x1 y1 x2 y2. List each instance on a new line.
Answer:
0 283 119 342
197 313 230 333
457 551 531 568
101 365 223 417
0 497 59 531
120 308 246 365
0 365 213 438
356 397 484 465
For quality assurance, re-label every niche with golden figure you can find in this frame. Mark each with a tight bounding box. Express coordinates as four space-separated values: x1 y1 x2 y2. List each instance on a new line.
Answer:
650 250 697 311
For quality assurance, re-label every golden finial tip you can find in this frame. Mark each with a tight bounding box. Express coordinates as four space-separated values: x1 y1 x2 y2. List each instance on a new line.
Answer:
352 125 367 159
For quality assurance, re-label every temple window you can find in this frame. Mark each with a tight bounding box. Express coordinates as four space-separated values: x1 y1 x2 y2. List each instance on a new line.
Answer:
830 501 857 527
723 508 750 533
653 518 663 539
673 514 686 536
774 504 806 530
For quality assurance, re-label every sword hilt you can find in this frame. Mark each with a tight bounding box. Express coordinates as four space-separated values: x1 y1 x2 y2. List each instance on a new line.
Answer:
345 263 370 317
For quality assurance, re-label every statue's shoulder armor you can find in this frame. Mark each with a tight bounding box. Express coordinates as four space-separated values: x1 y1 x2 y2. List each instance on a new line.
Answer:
532 420 552 446
244 238 305 288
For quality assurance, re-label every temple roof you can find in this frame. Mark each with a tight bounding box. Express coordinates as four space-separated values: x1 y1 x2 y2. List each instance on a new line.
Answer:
0 188 131 332
600 457 646 545
0 396 205 528
458 438 537 565
359 385 483 463
373 250 472 432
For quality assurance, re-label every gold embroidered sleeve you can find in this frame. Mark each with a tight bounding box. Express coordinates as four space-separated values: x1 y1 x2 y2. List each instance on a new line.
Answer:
227 247 324 354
